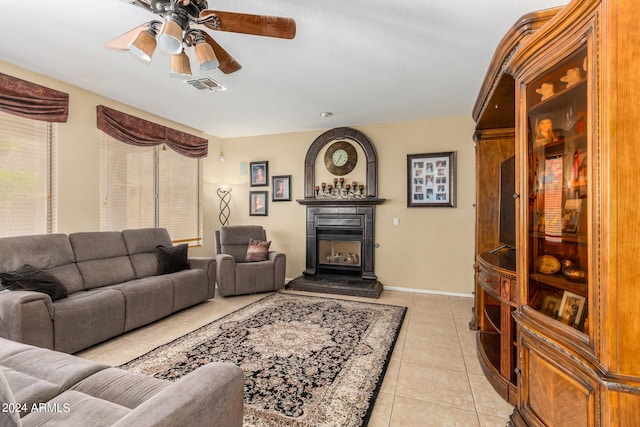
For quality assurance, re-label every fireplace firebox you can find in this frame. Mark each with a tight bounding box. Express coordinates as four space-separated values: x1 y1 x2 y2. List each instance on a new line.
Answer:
318 234 362 274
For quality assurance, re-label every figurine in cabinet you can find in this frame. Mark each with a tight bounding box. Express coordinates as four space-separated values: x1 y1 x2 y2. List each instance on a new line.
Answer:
560 67 582 88
535 82 555 100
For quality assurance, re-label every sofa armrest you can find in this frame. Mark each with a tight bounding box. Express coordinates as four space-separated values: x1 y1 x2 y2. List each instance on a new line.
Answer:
188 257 216 299
112 362 244 427
0 291 55 349
215 254 236 297
268 251 286 290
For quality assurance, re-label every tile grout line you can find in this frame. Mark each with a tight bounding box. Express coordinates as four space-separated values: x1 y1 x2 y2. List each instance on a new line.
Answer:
448 296 484 427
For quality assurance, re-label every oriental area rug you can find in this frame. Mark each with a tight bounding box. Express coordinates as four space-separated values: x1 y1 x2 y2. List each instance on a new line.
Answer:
120 292 407 426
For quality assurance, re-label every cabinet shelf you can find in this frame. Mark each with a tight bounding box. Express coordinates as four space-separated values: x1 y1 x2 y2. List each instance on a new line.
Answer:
528 79 587 114
530 132 587 155
529 272 588 296
484 304 501 332
478 331 501 371
530 231 588 244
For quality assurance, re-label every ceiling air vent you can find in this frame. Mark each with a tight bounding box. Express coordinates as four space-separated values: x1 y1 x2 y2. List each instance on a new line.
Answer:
185 76 227 92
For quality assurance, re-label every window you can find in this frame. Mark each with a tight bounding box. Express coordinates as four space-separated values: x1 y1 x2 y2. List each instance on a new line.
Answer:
100 133 203 245
0 110 57 237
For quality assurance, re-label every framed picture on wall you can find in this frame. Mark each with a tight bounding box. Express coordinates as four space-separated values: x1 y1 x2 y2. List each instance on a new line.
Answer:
249 191 268 216
250 161 268 186
407 151 456 207
272 175 291 201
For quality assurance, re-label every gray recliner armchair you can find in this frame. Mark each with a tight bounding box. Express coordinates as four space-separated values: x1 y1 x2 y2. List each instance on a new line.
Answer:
215 225 286 296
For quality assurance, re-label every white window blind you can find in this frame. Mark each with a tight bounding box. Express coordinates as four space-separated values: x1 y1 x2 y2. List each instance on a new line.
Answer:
0 110 57 237
158 146 203 245
100 133 203 246
100 135 155 231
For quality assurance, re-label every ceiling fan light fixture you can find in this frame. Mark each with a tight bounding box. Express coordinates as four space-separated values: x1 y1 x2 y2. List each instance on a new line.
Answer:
128 29 157 62
170 51 192 78
195 42 219 71
158 19 183 54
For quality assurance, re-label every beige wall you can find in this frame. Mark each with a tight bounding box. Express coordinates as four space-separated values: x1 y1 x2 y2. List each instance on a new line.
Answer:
1 61 476 295
217 118 477 295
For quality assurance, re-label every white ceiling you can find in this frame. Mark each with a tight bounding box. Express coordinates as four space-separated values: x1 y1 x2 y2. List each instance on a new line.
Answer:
0 0 568 138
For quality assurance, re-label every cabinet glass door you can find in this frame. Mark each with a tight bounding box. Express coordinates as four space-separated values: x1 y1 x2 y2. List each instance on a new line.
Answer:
525 44 589 334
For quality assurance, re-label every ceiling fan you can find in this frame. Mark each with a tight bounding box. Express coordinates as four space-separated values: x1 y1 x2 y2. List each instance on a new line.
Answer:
107 0 296 76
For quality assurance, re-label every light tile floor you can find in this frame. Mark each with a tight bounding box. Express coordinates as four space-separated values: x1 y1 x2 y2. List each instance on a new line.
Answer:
76 289 514 426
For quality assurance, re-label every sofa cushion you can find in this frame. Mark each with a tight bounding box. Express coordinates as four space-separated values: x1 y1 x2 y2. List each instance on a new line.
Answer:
0 234 84 294
165 269 209 311
245 239 271 262
122 228 172 278
71 368 168 409
70 232 136 289
0 264 68 301
0 369 21 427
21 390 130 427
53 289 126 354
1 366 61 416
0 344 108 390
235 261 275 294
107 277 174 332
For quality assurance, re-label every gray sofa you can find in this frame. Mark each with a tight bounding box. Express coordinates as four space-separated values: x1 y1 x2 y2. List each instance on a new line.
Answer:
0 337 244 427
0 228 216 354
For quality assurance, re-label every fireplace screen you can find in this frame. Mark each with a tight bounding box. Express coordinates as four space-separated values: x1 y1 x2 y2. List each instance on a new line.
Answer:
318 239 362 267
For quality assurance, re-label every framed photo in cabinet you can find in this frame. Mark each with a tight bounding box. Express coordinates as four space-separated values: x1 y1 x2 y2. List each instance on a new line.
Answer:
407 151 456 208
562 198 584 233
541 294 562 318
558 291 586 328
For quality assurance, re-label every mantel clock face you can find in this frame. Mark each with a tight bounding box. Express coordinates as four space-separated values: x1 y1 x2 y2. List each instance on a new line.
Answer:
324 141 357 176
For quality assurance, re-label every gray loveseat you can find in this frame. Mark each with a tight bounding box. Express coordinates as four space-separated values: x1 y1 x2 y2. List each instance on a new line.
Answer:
0 228 216 354
0 337 244 427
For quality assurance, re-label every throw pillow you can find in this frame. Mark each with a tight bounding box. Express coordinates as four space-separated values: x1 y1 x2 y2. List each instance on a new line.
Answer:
156 244 190 274
245 238 271 262
0 264 68 301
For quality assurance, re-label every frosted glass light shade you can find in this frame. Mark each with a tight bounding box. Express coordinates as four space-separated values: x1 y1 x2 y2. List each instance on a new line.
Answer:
158 20 183 54
128 30 157 61
170 52 192 78
195 42 219 71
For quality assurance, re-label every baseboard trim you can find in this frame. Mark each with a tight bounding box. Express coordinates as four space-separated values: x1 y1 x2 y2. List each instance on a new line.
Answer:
382 285 473 298
285 278 473 298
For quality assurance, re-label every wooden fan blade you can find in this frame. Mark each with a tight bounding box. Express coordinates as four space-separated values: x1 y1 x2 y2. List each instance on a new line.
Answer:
202 32 242 74
106 24 148 50
199 10 296 39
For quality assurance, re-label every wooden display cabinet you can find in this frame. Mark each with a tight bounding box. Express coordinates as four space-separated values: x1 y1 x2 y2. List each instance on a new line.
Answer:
475 1 640 425
470 7 556 405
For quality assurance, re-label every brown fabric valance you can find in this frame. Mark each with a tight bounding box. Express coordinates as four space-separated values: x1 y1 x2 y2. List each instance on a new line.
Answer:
96 105 208 158
0 73 69 123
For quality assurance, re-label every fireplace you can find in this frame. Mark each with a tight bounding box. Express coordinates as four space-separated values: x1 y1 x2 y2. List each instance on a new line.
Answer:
288 127 385 298
288 202 384 297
